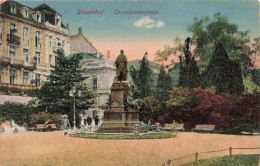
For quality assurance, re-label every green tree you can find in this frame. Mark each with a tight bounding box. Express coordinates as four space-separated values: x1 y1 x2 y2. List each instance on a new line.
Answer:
155 66 172 103
204 42 244 95
36 49 95 126
155 13 259 92
129 52 154 99
0 102 34 126
138 96 162 123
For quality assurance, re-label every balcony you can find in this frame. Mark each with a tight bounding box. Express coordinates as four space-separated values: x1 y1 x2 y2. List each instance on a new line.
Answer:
0 57 11 64
23 62 37 70
7 34 20 45
0 83 38 96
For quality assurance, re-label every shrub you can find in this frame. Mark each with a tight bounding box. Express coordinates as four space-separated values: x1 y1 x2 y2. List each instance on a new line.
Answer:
30 112 62 128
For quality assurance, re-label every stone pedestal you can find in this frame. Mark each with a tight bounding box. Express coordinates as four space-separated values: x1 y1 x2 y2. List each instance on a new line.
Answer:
97 82 139 133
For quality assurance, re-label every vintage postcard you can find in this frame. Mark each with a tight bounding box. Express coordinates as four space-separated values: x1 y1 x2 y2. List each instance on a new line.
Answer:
0 0 259 165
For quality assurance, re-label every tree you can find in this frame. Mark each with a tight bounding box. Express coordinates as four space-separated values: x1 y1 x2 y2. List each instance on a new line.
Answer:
129 52 154 100
155 13 259 92
0 102 34 126
36 49 95 126
138 96 162 123
155 66 172 103
179 37 201 88
204 42 244 95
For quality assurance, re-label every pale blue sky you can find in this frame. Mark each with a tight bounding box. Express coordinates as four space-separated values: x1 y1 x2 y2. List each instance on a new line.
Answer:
18 0 259 40
15 0 259 61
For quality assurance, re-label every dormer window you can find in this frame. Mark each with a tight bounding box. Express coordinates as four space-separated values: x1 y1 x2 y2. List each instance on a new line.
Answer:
36 11 41 23
22 7 29 18
10 3 16 14
55 14 61 27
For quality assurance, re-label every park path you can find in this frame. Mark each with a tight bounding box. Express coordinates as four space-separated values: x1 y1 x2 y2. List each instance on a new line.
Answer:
0 131 259 166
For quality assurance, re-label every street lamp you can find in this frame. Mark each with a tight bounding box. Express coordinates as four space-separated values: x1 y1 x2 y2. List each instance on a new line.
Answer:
69 87 81 130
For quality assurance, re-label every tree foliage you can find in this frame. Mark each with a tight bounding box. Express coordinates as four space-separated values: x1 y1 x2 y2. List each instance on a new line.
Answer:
129 52 154 100
138 96 162 123
35 49 95 125
0 102 34 126
155 66 172 103
30 112 62 127
204 42 244 95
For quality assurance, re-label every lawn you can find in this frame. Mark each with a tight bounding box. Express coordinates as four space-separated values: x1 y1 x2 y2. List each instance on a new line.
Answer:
183 154 260 166
69 132 176 139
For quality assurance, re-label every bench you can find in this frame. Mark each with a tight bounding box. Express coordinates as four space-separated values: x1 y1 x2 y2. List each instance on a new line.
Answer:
164 123 172 131
195 125 215 131
36 124 57 131
164 123 184 131
176 124 184 130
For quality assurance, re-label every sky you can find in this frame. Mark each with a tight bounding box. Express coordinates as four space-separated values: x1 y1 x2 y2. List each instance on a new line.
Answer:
14 0 260 65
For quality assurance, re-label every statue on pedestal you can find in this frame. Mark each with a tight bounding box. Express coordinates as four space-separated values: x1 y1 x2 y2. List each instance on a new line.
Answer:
115 50 128 82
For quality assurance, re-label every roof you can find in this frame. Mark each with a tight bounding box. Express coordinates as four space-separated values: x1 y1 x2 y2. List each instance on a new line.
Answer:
70 34 97 51
70 52 98 60
34 3 60 15
0 0 67 29
128 59 161 70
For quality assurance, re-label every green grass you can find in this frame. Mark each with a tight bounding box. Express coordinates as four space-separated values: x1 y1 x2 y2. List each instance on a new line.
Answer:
69 132 176 139
183 154 260 166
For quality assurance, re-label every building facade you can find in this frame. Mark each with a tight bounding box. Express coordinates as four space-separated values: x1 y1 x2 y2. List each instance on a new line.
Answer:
0 1 70 96
70 28 116 121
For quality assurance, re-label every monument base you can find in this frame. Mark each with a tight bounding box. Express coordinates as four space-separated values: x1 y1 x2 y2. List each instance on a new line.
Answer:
97 82 140 133
97 110 139 133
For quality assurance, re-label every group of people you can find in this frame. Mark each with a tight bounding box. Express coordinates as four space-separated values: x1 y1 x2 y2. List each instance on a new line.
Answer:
61 114 100 132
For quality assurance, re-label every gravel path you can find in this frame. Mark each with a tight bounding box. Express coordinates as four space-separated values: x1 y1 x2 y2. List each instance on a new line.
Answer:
0 131 259 166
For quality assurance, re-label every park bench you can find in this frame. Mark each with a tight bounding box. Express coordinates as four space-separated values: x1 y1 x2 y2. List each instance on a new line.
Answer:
176 124 184 131
36 124 57 132
164 123 172 131
164 123 184 131
195 125 215 132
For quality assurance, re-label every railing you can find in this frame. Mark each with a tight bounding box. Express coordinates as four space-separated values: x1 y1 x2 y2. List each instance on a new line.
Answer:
23 62 36 70
0 56 11 63
0 83 37 91
7 34 20 45
161 147 260 166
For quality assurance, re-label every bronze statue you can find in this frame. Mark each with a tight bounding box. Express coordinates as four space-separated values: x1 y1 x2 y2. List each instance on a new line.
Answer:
115 50 128 81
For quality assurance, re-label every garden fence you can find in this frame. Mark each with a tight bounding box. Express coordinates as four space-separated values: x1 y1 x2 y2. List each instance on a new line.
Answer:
161 147 260 166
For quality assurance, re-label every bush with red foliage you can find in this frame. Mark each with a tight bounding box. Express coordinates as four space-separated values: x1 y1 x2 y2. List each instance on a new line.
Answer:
185 89 259 132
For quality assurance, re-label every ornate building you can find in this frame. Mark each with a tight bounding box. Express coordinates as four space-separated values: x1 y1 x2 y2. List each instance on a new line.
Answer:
0 1 70 98
70 28 116 120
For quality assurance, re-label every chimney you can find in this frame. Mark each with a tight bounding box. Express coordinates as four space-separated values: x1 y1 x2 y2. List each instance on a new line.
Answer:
107 50 110 59
78 26 82 34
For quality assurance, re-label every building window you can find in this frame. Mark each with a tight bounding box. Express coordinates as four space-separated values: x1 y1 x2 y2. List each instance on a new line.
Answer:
23 27 29 42
9 68 16 84
62 40 65 48
35 31 41 48
49 54 52 64
0 20 3 39
23 71 29 84
23 48 29 63
9 45 16 57
9 23 16 36
35 73 41 86
49 36 52 48
36 12 41 22
55 56 57 65
93 77 97 90
55 37 61 47
0 67 2 83
10 3 16 14
35 52 41 64
24 8 29 18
